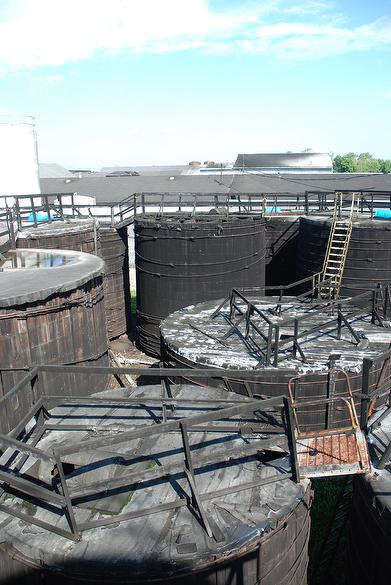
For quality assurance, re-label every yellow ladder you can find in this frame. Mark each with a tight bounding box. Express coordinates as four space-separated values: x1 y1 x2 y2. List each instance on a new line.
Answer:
318 192 358 299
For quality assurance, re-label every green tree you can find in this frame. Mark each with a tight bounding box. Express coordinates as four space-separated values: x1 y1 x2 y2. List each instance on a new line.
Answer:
333 152 391 173
333 152 357 172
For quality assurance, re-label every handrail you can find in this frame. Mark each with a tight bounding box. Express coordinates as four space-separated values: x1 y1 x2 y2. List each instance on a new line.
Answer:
0 364 295 541
1 189 391 250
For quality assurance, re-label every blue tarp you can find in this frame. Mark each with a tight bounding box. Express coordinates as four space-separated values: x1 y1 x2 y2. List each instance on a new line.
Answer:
27 210 56 222
374 209 391 219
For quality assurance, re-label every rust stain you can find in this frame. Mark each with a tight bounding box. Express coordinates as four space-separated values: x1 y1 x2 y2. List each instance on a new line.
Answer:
297 431 371 471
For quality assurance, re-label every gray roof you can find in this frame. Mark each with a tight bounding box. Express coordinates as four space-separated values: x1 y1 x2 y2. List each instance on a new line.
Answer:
228 172 391 194
101 165 190 176
40 173 391 203
40 174 233 202
39 163 76 179
234 152 332 169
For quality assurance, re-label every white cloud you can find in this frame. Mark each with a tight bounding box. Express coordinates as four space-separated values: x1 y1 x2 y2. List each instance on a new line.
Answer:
240 17 391 60
0 0 389 74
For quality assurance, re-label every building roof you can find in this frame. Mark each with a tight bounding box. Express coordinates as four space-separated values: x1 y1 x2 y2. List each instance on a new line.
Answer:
40 174 233 202
40 172 391 203
100 165 190 176
234 152 333 170
39 163 76 179
228 172 391 195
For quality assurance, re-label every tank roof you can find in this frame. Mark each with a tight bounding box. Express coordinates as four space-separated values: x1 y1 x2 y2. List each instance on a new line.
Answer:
161 295 391 375
135 212 264 229
0 383 306 578
0 248 105 306
17 218 98 239
302 215 391 228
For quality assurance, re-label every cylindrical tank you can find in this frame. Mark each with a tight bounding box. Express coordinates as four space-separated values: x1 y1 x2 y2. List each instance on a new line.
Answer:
160 295 391 432
0 114 40 204
0 249 109 397
17 221 131 340
297 216 391 296
265 215 300 288
135 213 266 356
347 405 391 585
0 382 311 585
100 226 131 339
16 218 100 256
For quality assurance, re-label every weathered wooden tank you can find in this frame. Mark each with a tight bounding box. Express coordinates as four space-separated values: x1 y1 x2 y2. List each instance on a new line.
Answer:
0 248 109 397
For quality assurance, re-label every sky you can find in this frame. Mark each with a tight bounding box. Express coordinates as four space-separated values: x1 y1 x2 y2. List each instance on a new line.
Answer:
0 0 390 169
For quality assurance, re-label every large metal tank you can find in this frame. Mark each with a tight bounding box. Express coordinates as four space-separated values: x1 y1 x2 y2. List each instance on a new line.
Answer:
17 221 130 339
0 114 40 206
100 226 131 339
0 382 311 585
161 295 391 432
297 216 391 296
347 405 391 585
265 215 300 287
0 249 108 397
135 213 266 356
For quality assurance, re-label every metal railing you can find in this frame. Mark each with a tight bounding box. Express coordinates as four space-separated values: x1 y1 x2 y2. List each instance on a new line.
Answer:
209 284 391 368
0 364 297 542
1 189 391 232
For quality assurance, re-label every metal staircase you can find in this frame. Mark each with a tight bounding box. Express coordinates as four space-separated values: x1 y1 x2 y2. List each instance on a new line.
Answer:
318 193 358 299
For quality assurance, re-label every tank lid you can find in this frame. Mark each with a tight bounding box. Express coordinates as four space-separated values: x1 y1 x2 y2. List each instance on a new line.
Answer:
0 383 307 577
17 218 98 239
161 295 391 375
135 212 264 229
0 248 105 306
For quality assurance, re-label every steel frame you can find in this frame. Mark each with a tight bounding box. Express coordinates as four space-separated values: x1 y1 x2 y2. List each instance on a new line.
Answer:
209 286 391 367
0 365 293 542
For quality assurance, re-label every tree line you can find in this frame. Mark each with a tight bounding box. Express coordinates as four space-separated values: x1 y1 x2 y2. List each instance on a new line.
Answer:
333 152 391 173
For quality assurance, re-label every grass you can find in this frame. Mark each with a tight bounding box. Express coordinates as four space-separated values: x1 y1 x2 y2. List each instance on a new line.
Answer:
130 291 137 317
308 477 351 585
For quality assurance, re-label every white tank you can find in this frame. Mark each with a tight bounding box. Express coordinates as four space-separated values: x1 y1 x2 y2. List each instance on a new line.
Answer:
0 115 41 207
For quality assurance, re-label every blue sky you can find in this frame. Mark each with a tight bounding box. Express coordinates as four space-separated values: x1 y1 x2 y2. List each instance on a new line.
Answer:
0 0 390 168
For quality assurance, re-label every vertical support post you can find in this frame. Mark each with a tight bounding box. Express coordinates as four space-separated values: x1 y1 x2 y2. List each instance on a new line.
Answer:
71 193 75 218
360 358 372 431
371 290 377 324
384 286 389 319
180 420 214 538
337 303 342 339
305 192 309 215
15 197 21 231
326 354 340 429
110 205 115 227
244 303 252 339
273 325 280 367
293 319 299 358
265 324 273 366
141 193 145 214
7 209 15 247
45 195 51 223
53 454 80 540
58 194 64 220
31 196 37 227
283 397 299 483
